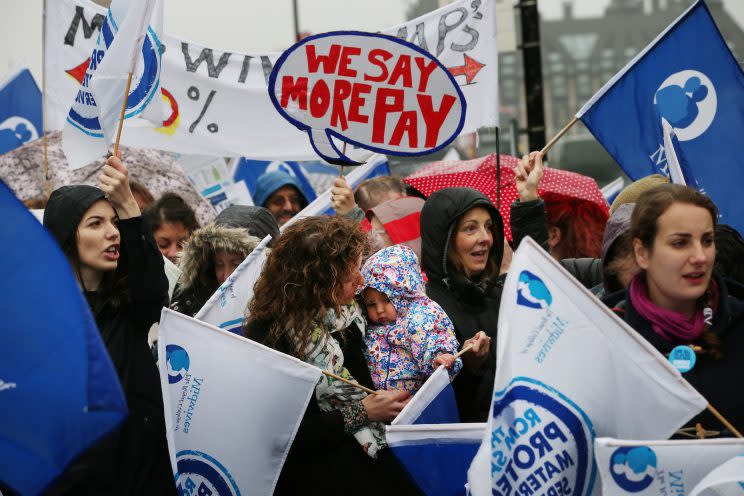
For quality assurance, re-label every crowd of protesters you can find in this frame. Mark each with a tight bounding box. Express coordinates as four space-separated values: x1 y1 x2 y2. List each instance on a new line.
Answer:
14 147 744 495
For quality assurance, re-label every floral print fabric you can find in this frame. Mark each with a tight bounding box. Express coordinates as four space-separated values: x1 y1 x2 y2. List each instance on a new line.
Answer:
361 245 461 394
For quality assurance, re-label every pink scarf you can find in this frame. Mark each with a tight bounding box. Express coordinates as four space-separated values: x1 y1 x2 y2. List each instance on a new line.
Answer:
629 273 717 343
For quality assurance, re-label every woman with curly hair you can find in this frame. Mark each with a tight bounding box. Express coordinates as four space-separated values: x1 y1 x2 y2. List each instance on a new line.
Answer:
244 216 421 495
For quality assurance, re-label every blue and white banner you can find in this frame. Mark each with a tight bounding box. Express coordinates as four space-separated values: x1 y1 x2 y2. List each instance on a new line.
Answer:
392 366 459 425
467 237 707 496
576 0 744 234
194 234 271 333
595 437 744 496
158 308 321 496
387 423 485 496
0 69 42 155
62 0 163 169
48 0 495 161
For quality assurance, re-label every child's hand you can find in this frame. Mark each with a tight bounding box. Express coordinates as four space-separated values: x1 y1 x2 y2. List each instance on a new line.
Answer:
433 354 456 369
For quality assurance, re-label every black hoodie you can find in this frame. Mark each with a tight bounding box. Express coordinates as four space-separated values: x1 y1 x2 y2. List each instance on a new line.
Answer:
420 188 547 421
43 185 174 495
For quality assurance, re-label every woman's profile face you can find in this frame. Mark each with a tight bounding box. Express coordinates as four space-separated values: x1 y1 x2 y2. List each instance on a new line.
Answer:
634 202 715 313
77 200 120 274
451 207 494 278
337 256 364 304
154 221 191 264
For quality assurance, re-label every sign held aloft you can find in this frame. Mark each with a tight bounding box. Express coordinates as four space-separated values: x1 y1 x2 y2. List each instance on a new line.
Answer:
269 31 466 165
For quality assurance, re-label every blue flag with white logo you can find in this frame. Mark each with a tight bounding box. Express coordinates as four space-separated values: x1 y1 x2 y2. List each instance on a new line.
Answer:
0 69 42 155
0 180 127 495
576 0 744 234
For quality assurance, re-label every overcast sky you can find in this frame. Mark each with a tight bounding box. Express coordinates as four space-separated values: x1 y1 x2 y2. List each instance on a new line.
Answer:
1 0 742 86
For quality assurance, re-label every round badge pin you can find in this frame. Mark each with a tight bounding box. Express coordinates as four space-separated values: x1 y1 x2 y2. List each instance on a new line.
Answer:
669 345 696 373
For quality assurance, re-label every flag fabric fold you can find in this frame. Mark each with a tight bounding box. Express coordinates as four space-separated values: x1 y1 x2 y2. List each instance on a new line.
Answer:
689 454 744 496
576 0 744 234
467 237 707 496
157 308 321 496
392 366 459 425
0 68 43 155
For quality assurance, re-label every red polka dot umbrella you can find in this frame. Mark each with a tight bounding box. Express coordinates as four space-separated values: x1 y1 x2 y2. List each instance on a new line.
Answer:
404 153 609 241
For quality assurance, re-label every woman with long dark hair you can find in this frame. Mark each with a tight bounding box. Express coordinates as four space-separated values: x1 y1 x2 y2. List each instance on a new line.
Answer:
43 154 174 494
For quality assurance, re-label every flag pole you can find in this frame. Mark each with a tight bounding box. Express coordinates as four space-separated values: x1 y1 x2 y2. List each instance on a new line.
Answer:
539 116 577 157
455 343 474 359
41 0 51 198
112 72 134 157
322 370 377 395
495 127 501 211
707 403 743 438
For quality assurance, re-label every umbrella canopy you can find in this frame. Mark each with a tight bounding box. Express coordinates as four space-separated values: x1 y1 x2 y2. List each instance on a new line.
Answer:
405 153 609 242
0 181 127 495
0 131 216 226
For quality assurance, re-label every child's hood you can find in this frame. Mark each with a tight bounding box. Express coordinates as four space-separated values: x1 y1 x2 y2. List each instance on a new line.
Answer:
361 245 424 314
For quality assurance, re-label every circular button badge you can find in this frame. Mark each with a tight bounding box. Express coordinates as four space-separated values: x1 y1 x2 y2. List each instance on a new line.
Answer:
669 345 697 373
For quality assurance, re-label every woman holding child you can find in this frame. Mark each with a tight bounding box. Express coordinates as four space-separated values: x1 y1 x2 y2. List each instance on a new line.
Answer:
244 216 421 495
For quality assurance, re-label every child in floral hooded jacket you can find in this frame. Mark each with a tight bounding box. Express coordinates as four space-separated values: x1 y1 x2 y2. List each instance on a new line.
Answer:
361 244 462 393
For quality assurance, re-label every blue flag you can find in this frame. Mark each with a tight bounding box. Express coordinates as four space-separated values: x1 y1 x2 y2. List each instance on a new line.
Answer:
0 69 42 155
392 366 459 425
0 181 127 495
577 0 744 233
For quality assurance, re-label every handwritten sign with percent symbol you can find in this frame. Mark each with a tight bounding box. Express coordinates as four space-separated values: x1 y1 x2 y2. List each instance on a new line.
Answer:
269 31 466 165
187 85 218 134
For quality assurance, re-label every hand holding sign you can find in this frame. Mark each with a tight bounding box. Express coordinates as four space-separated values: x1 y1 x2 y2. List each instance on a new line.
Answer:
269 31 466 165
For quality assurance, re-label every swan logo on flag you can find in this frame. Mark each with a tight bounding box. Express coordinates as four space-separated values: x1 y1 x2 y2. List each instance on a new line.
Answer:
490 377 596 496
166 344 190 384
66 8 162 138
609 446 657 492
517 270 553 309
176 450 241 496
654 70 717 142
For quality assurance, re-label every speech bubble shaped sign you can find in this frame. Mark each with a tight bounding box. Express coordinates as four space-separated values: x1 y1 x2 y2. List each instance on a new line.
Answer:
269 31 466 165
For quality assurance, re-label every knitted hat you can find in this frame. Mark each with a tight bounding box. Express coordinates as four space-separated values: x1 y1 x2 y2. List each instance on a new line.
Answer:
43 185 106 248
601 203 635 264
252 171 307 208
214 205 280 243
610 174 669 214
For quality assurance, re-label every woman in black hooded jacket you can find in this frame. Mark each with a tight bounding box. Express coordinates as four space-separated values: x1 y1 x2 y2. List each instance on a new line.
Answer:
419 152 548 422
42 154 174 495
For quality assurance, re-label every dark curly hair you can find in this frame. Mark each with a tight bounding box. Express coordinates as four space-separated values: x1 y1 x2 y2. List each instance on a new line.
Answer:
246 216 368 359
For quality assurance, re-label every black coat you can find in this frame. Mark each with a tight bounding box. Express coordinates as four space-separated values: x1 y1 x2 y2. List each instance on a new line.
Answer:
49 218 175 495
245 318 421 496
420 188 548 421
610 275 744 436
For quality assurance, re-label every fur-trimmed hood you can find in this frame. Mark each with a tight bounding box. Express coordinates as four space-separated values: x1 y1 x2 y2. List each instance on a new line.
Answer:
177 223 261 292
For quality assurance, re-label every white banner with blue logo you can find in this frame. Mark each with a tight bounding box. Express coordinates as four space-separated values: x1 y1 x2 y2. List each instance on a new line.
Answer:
0 68 42 155
690 453 744 496
595 438 744 496
576 0 744 235
158 308 321 496
48 0 496 162
194 234 271 333
467 237 707 496
62 0 163 169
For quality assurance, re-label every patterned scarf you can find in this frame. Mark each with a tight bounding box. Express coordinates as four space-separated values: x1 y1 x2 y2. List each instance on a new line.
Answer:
300 303 386 458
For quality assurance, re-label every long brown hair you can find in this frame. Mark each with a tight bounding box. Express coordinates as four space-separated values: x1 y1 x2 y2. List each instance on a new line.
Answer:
246 216 368 359
631 184 722 357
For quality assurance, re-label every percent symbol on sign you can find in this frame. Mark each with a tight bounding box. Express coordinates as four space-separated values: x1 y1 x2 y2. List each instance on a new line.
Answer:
187 86 218 133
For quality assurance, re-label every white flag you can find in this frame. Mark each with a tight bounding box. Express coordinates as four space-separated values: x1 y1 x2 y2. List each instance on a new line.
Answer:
62 0 163 169
158 308 321 496
194 234 271 331
467 237 707 496
690 454 744 496
595 438 744 496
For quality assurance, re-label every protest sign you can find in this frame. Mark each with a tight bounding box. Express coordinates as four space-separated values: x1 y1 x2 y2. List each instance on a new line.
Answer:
47 0 495 161
158 309 321 496
269 31 466 164
595 438 744 496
